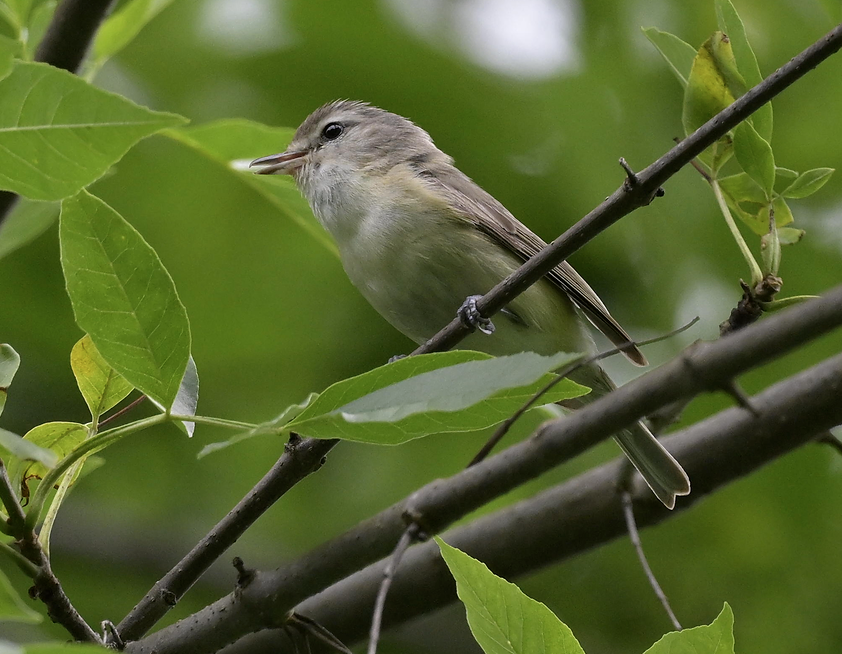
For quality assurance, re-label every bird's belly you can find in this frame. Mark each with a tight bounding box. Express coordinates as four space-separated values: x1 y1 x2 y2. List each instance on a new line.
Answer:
339 219 592 357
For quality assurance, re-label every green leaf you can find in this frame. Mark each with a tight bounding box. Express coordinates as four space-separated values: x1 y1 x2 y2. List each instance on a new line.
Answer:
760 224 780 276
20 422 86 482
733 121 775 198
60 190 191 409
717 172 766 204
149 355 199 436
682 33 740 136
771 196 793 228
0 568 41 623
0 61 186 201
781 167 834 199
0 427 58 468
645 603 735 654
437 538 585 654
0 343 20 418
759 294 818 312
90 0 176 72
715 0 772 141
0 34 21 81
285 351 587 445
198 392 317 458
641 27 697 88
70 335 134 422
777 226 804 245
0 199 58 261
165 120 338 256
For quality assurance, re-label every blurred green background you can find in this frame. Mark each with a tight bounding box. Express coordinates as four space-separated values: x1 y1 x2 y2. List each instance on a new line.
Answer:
1 0 842 651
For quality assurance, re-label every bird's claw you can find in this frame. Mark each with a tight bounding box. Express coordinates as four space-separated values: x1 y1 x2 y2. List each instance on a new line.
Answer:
458 295 495 335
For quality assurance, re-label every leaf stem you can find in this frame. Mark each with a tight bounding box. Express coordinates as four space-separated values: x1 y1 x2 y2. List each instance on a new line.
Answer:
711 179 763 286
169 414 256 430
25 414 167 529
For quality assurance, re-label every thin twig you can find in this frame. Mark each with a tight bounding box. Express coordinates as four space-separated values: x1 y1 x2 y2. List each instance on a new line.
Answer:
621 491 682 630
367 525 420 654
468 317 699 467
97 394 147 429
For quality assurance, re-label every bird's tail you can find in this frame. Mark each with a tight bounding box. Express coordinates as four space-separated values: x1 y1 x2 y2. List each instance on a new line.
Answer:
567 364 690 509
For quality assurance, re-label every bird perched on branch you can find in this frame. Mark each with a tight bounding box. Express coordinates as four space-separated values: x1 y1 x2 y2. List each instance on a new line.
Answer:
252 100 690 508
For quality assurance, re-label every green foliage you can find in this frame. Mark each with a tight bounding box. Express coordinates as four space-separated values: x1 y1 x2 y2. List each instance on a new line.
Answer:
647 0 833 286
0 33 20 79
0 569 41 622
438 537 585 654
70 335 134 423
0 61 185 201
645 604 734 654
780 168 834 199
439 539 736 654
0 428 57 469
0 343 19 418
20 422 86 484
733 121 775 199
202 351 587 453
0 200 57 261
90 0 177 74
641 28 696 88
715 0 772 140
148 355 198 436
60 190 191 409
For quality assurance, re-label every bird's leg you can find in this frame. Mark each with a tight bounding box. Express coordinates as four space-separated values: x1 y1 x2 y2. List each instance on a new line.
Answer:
458 295 495 335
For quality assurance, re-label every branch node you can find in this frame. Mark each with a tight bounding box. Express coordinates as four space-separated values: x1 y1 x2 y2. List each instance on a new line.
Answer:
233 557 255 588
619 157 664 203
401 509 430 541
285 432 302 453
161 588 177 607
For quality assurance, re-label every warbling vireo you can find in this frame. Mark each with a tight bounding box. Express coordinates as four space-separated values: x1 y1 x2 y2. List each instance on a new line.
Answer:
251 100 690 508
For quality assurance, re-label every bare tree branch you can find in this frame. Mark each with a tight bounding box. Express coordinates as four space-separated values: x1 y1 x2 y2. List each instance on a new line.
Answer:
225 348 842 653
412 23 842 355
124 285 842 654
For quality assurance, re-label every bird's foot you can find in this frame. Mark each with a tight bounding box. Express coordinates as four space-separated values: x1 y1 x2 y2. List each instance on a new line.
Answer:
458 295 495 335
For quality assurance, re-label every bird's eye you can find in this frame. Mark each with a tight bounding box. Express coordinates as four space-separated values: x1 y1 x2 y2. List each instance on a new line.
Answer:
322 123 344 140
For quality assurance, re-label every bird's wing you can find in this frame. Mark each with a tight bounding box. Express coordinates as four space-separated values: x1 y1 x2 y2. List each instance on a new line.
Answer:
420 164 647 366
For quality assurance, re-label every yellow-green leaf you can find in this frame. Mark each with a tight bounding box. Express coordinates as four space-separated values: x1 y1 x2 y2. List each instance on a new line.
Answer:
70 335 135 422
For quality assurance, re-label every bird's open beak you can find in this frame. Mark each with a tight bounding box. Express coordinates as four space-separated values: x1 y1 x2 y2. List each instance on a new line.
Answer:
249 150 308 175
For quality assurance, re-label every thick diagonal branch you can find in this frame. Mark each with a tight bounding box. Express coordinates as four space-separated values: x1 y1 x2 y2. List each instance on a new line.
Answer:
245 349 842 653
